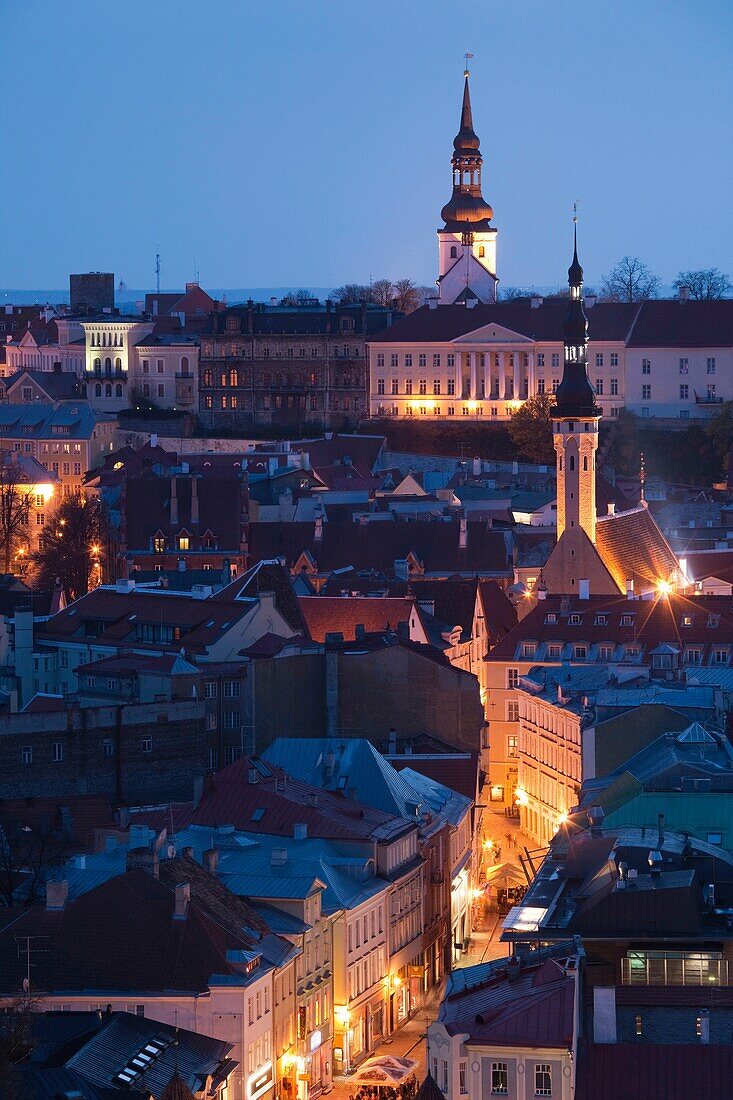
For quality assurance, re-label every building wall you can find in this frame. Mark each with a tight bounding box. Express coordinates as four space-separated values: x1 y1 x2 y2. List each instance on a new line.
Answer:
0 700 207 804
517 689 582 847
625 346 732 419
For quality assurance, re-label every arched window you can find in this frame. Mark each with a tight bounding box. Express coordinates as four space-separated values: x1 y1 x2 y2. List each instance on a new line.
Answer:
93 357 101 372
115 384 123 397
181 356 189 375
95 383 102 397
569 454 575 471
105 384 112 397
115 357 122 371
203 369 212 387
104 357 112 373
583 455 588 471
229 368 237 387
478 246 485 258
450 246 457 259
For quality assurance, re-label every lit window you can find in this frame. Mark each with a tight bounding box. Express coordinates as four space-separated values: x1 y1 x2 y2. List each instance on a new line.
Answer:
491 1063 508 1095
535 1064 551 1096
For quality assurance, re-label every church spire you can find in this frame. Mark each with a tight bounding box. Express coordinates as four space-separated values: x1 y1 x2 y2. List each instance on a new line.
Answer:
555 217 599 419
440 69 493 231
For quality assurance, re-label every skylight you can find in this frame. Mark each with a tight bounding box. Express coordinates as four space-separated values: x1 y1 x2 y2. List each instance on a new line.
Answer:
251 808 266 821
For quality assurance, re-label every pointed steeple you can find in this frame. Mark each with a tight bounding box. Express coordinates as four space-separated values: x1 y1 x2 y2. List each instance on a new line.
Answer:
441 71 493 230
555 220 599 419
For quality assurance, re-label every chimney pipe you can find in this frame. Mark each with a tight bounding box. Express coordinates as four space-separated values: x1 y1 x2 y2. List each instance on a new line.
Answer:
388 727 397 754
174 882 191 919
46 880 69 910
203 848 219 876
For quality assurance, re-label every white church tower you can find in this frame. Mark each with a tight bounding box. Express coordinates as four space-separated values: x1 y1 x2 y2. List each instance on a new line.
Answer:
437 69 498 304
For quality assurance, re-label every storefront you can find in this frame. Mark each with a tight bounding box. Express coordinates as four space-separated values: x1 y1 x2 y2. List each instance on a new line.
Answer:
334 990 386 1075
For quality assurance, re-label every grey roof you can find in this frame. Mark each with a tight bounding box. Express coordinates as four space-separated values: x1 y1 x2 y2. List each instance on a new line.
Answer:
0 400 105 439
397 767 472 828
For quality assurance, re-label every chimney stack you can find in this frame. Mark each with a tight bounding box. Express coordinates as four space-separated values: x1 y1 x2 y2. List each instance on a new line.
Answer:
203 848 219 876
459 512 468 550
388 727 397 754
46 880 69 910
174 882 191 919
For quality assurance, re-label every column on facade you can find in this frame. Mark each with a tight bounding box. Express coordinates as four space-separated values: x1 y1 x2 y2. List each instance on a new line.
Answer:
455 353 463 400
498 352 506 400
482 350 491 401
469 352 477 399
513 351 523 403
526 351 535 399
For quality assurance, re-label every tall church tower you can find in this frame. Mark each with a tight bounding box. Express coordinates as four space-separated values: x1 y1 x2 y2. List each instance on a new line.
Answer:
437 71 498 304
553 225 601 542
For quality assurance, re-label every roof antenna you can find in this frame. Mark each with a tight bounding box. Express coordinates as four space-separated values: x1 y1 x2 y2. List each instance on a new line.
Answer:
155 252 161 296
639 451 647 508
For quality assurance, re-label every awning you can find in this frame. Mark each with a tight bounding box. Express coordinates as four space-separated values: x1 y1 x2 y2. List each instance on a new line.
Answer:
484 862 526 888
354 1055 419 1087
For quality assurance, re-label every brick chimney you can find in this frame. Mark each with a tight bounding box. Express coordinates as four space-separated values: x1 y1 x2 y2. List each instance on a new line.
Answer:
174 882 191 920
46 880 69 910
203 849 219 876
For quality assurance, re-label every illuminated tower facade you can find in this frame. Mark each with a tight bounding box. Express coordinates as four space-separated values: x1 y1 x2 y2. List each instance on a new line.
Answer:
553 227 601 542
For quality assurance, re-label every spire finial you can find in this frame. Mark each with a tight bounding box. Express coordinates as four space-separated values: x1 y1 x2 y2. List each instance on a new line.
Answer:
464 51 473 78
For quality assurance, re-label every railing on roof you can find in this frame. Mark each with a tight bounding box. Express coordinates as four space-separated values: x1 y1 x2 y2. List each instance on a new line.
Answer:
621 951 729 987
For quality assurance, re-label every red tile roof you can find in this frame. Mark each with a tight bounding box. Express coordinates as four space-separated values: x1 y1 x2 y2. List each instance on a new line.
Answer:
190 757 410 843
486 592 733 662
298 595 415 642
595 506 680 593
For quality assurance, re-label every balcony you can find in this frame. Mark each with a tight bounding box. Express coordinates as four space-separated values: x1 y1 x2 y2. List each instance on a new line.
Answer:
695 390 723 405
621 952 730 987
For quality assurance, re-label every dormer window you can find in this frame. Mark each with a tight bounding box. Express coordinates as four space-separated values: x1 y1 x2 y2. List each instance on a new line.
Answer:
621 614 634 626
681 614 694 627
569 613 582 625
595 614 608 626
707 614 720 629
522 643 536 657
178 531 190 550
545 613 557 624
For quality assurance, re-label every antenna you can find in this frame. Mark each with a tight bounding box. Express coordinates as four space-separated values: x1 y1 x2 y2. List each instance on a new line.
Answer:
573 200 579 225
193 258 199 285
155 252 161 295
464 51 474 77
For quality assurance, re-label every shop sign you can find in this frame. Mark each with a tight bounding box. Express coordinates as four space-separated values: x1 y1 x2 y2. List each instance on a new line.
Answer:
310 1029 323 1052
248 1062 274 1100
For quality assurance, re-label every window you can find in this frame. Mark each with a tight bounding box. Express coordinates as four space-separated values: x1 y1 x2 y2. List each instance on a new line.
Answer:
22 746 33 765
537 353 545 367
491 1062 508 1095
551 353 560 368
537 377 545 394
611 378 618 395
376 354 384 369
204 681 218 699
522 643 536 657
450 246 457 258
377 379 385 395
595 378 603 394
680 384 689 399
447 378 455 395
708 383 717 400
440 1061 448 1093
506 701 520 722
433 379 441 395
548 644 562 659
103 739 114 757
642 357 651 374
573 644 587 659
642 384 651 400
433 354 441 367
635 1014 643 1036
142 735 153 753
508 735 518 757
405 379 412 395
507 668 519 689
621 613 634 626
679 357 689 374
157 384 165 398
391 378 399 395
224 710 240 730
610 352 619 367
223 680 240 697
707 357 716 374
569 613 582 625
52 742 63 762
707 832 723 846
599 645 614 661
178 535 189 550
419 378 427 395
552 378 559 393
459 1062 467 1094
713 649 728 665
535 1064 551 1096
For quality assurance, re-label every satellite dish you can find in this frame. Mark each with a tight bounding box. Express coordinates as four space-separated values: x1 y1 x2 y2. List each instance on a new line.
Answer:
167 844 176 859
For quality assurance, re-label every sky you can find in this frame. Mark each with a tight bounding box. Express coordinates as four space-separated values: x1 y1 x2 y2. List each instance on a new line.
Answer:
2 0 732 294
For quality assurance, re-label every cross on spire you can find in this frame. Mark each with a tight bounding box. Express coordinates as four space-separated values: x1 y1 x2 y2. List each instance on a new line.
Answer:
464 51 473 78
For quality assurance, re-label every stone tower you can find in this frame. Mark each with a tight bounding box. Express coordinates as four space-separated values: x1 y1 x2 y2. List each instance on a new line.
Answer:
553 225 601 542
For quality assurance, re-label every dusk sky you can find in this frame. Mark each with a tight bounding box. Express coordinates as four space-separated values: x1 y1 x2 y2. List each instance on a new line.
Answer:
3 0 732 293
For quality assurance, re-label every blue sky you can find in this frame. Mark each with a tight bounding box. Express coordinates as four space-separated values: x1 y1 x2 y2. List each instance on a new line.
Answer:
2 0 732 292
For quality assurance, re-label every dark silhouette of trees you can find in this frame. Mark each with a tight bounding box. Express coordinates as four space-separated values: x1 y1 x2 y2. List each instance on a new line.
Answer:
673 268 732 300
600 257 660 302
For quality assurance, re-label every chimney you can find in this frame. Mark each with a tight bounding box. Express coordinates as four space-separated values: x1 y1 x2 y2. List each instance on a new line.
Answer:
355 623 366 642
699 1008 710 1043
393 558 409 582
587 805 605 836
314 514 323 542
593 987 617 1043
530 296 543 309
126 846 160 879
174 882 191 919
388 727 397 754
579 579 590 600
472 456 481 477
151 434 159 449
170 477 178 525
294 823 308 840
459 512 468 550
182 846 194 859
190 476 199 525
270 296 278 307
248 766 259 784
678 285 691 302
203 848 219 876
657 813 665 849
46 880 69 910
648 849 663 877
607 502 616 515
625 578 634 599
428 298 438 310
584 294 597 309
271 847 288 867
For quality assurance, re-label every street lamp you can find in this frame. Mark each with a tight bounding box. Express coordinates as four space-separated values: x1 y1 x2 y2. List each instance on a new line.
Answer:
336 1005 351 1074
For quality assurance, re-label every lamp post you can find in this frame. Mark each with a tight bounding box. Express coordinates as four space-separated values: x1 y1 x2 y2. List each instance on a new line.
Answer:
336 1006 351 1075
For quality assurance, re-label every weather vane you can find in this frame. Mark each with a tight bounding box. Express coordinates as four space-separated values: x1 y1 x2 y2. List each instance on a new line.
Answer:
464 52 473 77
573 200 579 225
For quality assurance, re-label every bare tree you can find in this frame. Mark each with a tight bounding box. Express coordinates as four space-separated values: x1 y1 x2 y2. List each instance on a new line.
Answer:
370 279 394 308
0 807 67 907
500 287 529 301
673 268 732 300
0 457 36 574
0 991 37 1098
600 256 660 302
415 285 437 307
392 278 420 313
332 284 372 305
282 288 316 305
